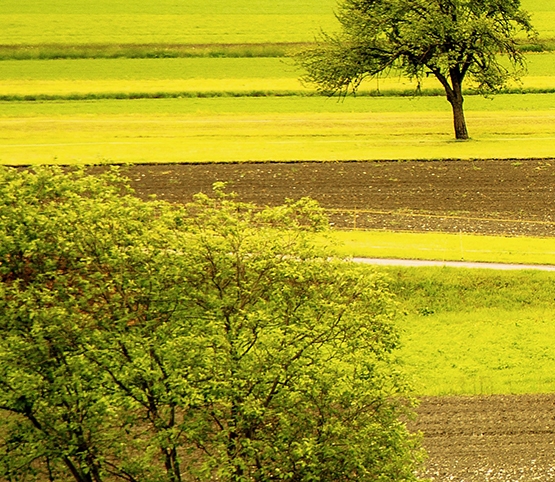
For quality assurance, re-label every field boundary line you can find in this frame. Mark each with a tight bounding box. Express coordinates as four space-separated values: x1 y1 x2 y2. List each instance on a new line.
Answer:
3 87 555 102
325 208 555 227
352 257 555 271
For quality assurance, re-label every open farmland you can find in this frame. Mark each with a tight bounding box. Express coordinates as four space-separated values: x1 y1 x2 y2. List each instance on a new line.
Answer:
3 0 555 480
0 0 337 45
114 160 555 481
1 1 555 163
0 0 553 45
120 158 555 396
3 94 555 164
2 53 555 97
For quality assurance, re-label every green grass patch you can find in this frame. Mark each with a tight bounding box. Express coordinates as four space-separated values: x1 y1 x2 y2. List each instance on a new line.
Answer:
0 58 299 81
0 0 552 50
0 40 551 61
2 95 555 165
329 230 555 265
334 231 555 396
0 58 307 98
1 55 555 99
0 0 336 15
0 14 337 46
381 266 555 395
522 0 555 39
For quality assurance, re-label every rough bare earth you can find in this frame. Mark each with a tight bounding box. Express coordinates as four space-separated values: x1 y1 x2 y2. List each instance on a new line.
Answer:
412 395 555 481
121 159 555 481
124 159 555 237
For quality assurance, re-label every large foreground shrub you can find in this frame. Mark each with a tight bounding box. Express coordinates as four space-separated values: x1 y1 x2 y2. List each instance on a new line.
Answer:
0 167 422 482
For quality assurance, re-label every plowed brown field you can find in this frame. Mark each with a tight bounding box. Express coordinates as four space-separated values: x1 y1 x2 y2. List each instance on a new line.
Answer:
124 159 555 237
121 159 555 480
411 395 555 481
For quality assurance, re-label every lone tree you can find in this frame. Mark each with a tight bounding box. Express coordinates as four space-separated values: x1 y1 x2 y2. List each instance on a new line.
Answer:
299 0 535 139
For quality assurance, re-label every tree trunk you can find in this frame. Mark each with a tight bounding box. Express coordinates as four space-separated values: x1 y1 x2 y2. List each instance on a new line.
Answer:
449 96 469 140
447 78 469 140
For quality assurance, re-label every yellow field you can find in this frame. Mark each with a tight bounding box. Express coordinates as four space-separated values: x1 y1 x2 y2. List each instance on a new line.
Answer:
1 1 555 165
329 230 555 265
1 54 555 98
2 99 555 165
3 76 555 98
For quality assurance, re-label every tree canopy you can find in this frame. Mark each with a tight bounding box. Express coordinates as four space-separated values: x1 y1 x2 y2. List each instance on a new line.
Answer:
0 167 422 482
299 0 536 139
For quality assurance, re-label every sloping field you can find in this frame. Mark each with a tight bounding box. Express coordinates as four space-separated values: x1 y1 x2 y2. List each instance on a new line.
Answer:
120 159 555 396
115 160 555 480
3 1 555 480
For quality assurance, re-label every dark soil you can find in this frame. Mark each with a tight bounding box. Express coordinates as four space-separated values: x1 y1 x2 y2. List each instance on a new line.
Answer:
123 158 555 237
411 395 555 481
121 159 555 480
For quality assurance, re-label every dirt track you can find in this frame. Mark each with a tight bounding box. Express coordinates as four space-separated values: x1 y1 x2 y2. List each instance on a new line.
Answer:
121 159 555 481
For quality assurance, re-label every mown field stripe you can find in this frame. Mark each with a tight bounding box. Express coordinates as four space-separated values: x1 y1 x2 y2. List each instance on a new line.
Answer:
2 95 555 164
384 265 555 395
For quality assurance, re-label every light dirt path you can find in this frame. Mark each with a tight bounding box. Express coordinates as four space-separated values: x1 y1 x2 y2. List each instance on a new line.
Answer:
353 257 555 271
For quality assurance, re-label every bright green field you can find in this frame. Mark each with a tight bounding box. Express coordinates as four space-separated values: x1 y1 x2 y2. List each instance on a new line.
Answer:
382 266 555 395
0 0 337 45
2 0 555 401
1 0 335 14
330 230 555 265
0 58 306 96
1 54 555 97
0 0 552 45
1 0 554 165
335 233 555 395
2 94 555 165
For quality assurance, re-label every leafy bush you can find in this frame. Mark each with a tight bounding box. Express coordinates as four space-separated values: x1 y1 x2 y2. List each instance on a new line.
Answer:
0 167 422 482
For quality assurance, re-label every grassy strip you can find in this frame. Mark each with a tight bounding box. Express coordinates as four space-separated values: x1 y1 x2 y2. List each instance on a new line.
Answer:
0 91 316 102
5 87 555 102
0 43 306 60
1 54 554 98
8 93 555 116
518 38 555 52
381 266 555 395
0 0 552 47
0 52 554 99
0 40 551 60
328 230 555 265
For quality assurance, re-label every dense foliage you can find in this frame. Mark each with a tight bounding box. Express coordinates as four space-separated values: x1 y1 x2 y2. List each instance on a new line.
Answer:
0 167 421 482
299 0 536 139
